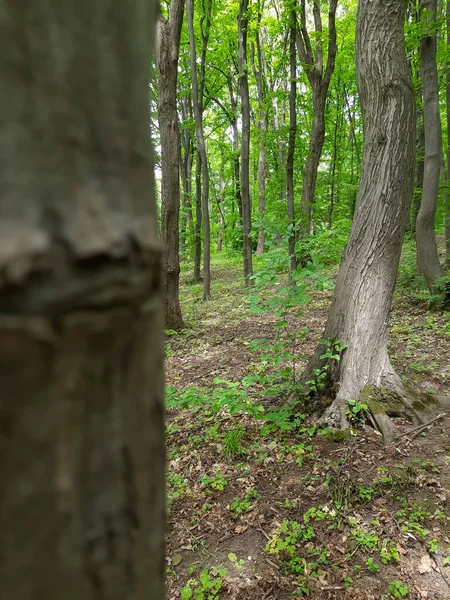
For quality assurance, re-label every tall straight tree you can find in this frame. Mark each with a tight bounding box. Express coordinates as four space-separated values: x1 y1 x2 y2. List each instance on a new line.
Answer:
252 4 268 255
0 1 165 598
186 0 211 299
156 0 185 330
445 0 450 269
238 0 254 286
296 0 338 243
416 0 446 298
287 0 298 279
301 0 447 441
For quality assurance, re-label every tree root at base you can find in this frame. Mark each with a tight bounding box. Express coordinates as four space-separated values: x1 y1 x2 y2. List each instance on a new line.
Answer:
319 384 450 445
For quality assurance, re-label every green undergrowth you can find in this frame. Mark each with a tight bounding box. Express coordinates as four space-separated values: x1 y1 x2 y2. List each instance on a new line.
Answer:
166 240 450 599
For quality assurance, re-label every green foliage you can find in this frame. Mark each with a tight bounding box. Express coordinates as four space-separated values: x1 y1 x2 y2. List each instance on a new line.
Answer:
387 580 409 599
346 399 368 424
181 566 227 600
229 488 261 518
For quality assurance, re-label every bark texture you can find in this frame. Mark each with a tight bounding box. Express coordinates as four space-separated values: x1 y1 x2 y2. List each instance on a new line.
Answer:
416 0 446 296
296 0 338 243
301 0 447 442
156 0 185 330
0 1 165 599
239 0 254 286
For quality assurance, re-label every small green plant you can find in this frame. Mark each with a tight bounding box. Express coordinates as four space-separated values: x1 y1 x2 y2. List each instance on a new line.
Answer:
350 528 379 553
265 520 315 558
181 566 227 600
222 425 246 459
365 557 380 572
229 488 261 518
199 472 228 493
346 399 368 424
358 486 375 502
380 540 399 564
427 538 438 554
388 579 409 598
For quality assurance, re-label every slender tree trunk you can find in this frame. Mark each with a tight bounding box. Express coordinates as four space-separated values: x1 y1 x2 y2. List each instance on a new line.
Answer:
296 0 338 242
238 0 254 286
252 17 267 255
180 94 194 258
0 1 165 598
156 0 185 330
187 0 211 298
412 95 425 238
287 5 298 279
194 150 202 282
328 103 340 229
445 0 450 269
301 0 447 442
217 157 226 252
416 0 446 297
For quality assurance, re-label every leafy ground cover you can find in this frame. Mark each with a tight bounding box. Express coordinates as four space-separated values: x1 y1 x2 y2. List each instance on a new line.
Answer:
165 244 450 600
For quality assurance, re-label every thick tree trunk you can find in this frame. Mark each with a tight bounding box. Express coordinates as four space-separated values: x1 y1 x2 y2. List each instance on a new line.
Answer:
0 2 165 599
287 7 298 280
301 0 447 442
156 0 185 331
238 0 254 286
186 0 211 299
416 0 446 296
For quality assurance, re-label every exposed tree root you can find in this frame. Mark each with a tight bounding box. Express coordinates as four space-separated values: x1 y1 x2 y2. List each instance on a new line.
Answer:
318 383 450 444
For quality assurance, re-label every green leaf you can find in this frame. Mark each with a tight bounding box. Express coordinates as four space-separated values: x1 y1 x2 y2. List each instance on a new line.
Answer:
228 553 237 562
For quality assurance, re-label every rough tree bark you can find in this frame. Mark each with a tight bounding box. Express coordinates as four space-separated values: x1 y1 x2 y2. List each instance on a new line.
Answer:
301 0 448 443
156 0 185 330
416 0 446 297
296 0 338 243
0 1 165 599
186 0 211 299
287 3 298 280
238 0 254 286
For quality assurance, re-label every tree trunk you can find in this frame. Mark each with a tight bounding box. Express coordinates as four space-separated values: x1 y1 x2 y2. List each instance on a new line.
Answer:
217 157 226 252
445 0 450 269
252 17 267 255
186 0 211 299
238 0 254 286
180 94 195 259
412 96 425 238
416 0 446 297
193 150 202 282
156 0 185 331
301 0 447 443
328 99 341 229
287 6 298 280
0 1 165 598
296 0 338 242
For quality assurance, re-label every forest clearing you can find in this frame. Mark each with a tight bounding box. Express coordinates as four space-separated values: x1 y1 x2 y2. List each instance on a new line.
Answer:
165 247 450 600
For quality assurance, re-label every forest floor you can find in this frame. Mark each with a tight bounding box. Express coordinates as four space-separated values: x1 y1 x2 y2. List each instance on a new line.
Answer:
165 247 450 600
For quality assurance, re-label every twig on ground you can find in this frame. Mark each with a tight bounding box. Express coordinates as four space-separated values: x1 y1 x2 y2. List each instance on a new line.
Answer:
397 413 445 441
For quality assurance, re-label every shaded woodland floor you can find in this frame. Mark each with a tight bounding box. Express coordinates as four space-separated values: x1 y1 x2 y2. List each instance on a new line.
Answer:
165 248 450 600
